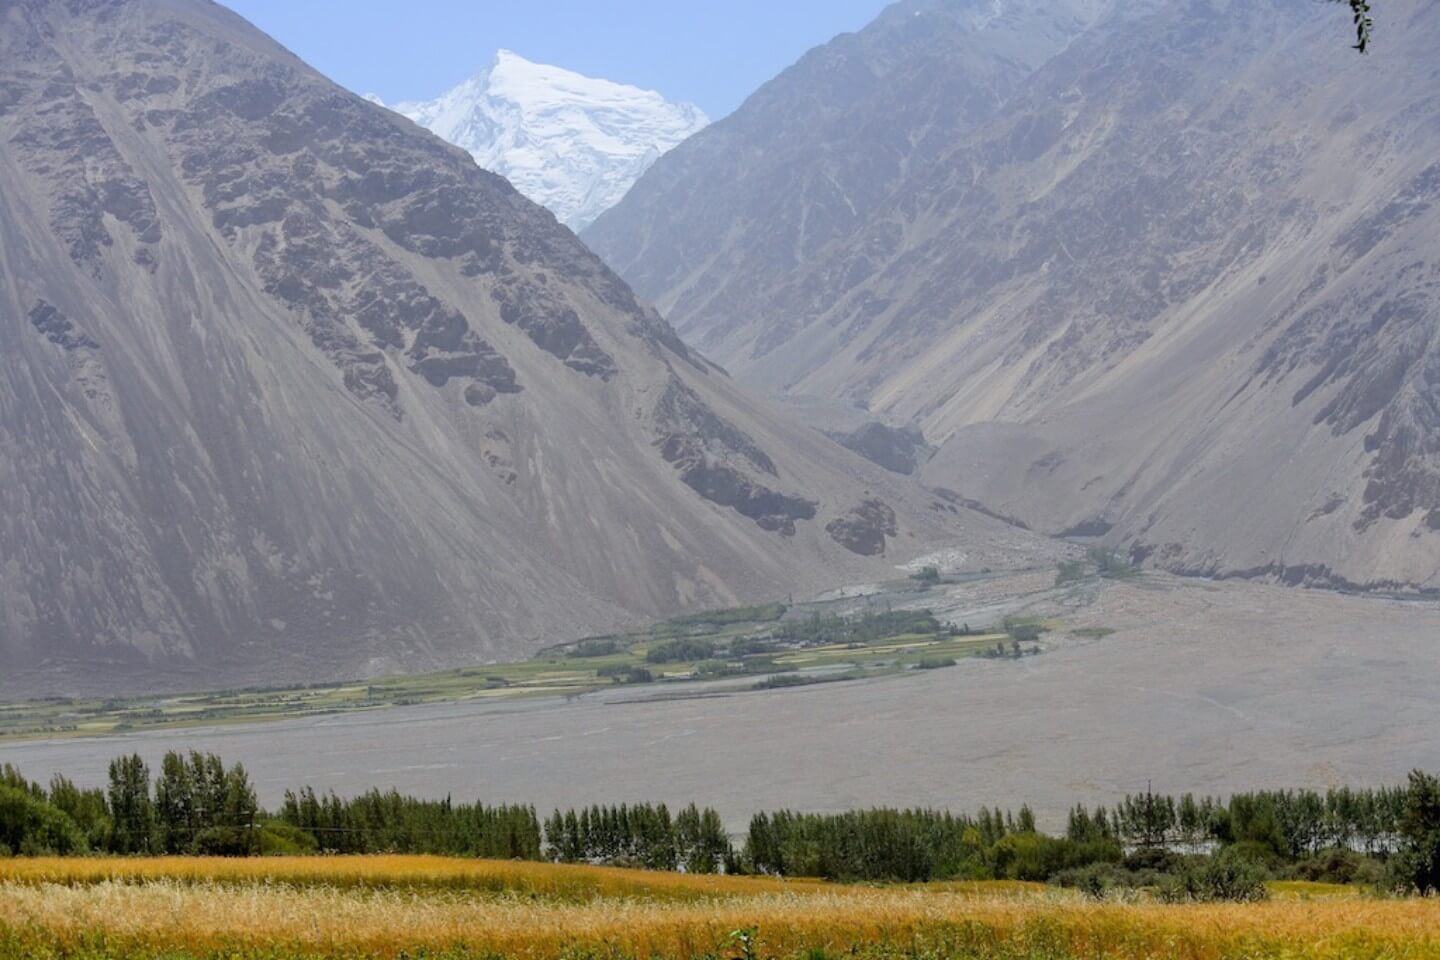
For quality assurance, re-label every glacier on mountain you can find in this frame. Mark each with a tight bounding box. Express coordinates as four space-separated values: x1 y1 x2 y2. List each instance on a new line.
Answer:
379 50 707 231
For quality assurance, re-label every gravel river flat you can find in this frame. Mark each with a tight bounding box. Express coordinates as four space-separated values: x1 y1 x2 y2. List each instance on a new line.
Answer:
3 575 1437 829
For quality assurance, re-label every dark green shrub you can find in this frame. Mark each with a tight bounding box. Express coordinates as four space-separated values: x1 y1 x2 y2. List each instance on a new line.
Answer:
1123 846 1184 874
754 674 820 690
1002 616 1047 644
194 826 254 857
914 657 957 670
990 833 1122 882
1289 847 1384 885
1203 848 1272 901
1053 861 1174 896
258 821 320 856
1158 848 1269 902
1050 862 1128 898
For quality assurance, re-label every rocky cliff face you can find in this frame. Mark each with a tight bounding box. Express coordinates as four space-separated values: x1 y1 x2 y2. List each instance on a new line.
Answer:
586 0 1440 591
0 0 1050 694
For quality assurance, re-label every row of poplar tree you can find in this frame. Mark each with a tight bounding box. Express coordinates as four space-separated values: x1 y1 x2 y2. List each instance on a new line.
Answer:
1065 784 1413 857
276 791 732 871
277 786 542 859
543 803 731 872
4 754 1437 894
741 779 1436 884
2 754 733 872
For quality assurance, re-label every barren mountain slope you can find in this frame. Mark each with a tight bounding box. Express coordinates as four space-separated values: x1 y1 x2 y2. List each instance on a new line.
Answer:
0 0 1049 695
582 0 1112 353
588 0 1440 590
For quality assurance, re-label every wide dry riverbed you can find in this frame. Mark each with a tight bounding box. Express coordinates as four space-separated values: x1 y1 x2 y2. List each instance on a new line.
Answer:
3 575 1437 828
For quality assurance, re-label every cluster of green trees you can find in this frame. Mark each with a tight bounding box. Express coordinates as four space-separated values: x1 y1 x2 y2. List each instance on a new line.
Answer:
1067 784 1412 858
772 609 943 647
278 788 541 859
1057 547 1139 586
739 775 1440 898
646 637 721 664
1 753 257 857
597 664 654 684
644 638 793 669
1088 547 1138 579
543 803 731 873
743 807 1116 883
638 607 969 668
566 637 625 658
662 603 787 630
2 755 722 871
0 772 91 857
151 752 261 855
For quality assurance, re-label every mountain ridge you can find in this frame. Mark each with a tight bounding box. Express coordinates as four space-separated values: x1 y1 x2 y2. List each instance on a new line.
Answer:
585 0 1440 591
583 0 1114 342
0 0 1053 696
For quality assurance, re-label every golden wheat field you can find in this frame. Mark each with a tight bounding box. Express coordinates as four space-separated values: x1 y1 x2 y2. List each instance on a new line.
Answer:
0 856 1437 960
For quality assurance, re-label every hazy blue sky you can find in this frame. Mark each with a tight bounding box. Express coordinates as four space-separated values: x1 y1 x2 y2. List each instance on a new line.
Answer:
222 1 892 117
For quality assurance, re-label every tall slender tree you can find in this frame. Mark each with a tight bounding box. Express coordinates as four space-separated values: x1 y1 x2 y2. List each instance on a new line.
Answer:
106 754 154 855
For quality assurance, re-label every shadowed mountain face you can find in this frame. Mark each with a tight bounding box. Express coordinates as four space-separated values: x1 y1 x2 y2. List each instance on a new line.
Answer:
0 0 1050 695
586 0 1440 591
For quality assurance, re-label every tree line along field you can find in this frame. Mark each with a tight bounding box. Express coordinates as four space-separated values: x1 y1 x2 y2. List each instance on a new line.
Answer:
8 752 1437 882
4 754 1440 958
5 754 1440 889
0 588 1026 741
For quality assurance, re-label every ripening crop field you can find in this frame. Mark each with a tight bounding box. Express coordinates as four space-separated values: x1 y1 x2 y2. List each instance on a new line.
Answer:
0 856 1437 960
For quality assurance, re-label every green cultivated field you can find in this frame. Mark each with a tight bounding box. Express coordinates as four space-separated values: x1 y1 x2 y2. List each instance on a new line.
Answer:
0 583 1026 742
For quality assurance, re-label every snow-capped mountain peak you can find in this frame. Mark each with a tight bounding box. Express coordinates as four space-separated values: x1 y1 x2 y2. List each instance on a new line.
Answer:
385 51 708 231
